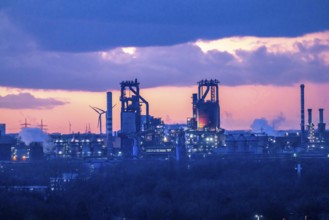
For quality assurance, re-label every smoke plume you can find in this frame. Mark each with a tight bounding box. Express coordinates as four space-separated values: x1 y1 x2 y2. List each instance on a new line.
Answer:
18 128 53 153
250 113 286 136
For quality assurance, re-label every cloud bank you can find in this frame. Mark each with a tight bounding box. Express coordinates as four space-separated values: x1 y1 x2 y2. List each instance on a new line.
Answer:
1 0 329 52
0 93 68 109
0 6 329 92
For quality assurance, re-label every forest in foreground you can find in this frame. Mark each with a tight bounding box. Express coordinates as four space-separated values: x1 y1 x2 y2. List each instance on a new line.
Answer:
1 157 329 220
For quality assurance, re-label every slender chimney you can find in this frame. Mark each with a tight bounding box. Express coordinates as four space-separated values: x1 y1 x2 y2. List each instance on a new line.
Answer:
319 108 324 124
106 91 113 156
300 84 305 147
106 91 113 136
318 108 326 135
307 109 312 125
192 93 197 118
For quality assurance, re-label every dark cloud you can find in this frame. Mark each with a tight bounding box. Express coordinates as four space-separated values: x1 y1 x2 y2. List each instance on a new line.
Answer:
0 93 69 109
0 13 329 91
1 0 329 52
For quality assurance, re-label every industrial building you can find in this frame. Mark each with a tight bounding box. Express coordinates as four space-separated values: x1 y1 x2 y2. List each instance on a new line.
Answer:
0 124 15 161
2 81 329 162
51 133 107 158
185 79 225 158
298 84 329 153
118 79 175 159
305 108 328 150
119 79 149 158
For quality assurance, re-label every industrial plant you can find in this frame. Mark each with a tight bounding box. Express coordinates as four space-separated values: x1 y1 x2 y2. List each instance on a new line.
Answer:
1 79 329 220
0 80 329 162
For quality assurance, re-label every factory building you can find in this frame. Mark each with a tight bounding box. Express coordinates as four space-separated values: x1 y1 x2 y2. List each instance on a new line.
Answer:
299 84 329 151
139 117 175 159
51 133 107 158
118 79 175 159
119 79 150 158
0 128 15 161
223 132 270 154
185 79 225 158
305 108 329 150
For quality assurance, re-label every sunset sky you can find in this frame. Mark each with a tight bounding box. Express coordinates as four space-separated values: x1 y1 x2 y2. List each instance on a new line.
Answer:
0 1 329 134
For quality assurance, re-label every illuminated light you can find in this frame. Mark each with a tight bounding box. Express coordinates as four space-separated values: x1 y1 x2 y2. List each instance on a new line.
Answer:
22 155 27 160
58 151 63 155
12 155 17 161
254 214 263 220
293 153 297 157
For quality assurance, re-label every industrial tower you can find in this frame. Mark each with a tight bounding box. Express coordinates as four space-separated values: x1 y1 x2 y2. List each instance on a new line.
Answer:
197 79 220 130
185 79 224 158
119 79 150 157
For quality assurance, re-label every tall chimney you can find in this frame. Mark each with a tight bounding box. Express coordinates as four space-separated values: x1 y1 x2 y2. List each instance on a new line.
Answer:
318 108 326 136
106 91 113 136
192 93 197 118
106 91 113 156
300 84 305 147
307 109 312 125
319 108 324 124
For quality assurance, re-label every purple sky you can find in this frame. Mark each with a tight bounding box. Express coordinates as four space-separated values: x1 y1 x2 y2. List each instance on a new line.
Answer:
0 1 329 132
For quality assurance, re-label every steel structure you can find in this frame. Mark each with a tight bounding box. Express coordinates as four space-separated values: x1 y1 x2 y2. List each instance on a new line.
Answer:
197 79 220 130
120 79 150 157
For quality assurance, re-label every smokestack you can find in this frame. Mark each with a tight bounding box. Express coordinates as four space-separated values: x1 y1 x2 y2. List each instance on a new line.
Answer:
319 108 324 124
300 84 305 147
300 84 305 132
318 108 326 135
106 91 113 136
307 109 312 125
106 91 113 157
192 93 197 118
0 124 5 136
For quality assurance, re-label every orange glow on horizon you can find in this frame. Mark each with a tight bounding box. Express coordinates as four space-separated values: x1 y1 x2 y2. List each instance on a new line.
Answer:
1 82 329 134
